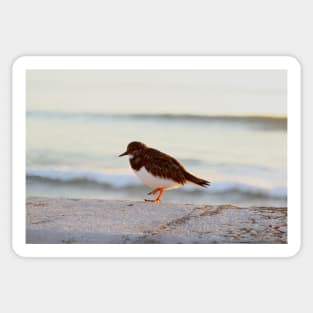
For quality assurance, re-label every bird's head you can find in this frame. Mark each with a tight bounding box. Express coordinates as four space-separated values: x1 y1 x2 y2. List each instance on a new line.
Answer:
119 141 147 158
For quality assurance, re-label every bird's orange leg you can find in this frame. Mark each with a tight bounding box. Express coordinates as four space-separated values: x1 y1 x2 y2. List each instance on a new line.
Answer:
145 188 165 203
155 188 164 201
147 188 160 195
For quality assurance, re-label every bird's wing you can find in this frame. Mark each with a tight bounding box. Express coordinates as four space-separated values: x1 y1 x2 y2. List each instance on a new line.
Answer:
143 148 187 185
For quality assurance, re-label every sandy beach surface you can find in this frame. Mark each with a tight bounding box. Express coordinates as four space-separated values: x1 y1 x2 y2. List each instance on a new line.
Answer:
26 197 287 244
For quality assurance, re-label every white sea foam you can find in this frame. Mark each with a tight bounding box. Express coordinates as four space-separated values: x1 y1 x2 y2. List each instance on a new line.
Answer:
27 168 140 188
27 167 287 199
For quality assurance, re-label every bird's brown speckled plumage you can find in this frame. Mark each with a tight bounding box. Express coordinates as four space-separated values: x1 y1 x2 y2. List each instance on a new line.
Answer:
130 147 187 185
121 141 210 187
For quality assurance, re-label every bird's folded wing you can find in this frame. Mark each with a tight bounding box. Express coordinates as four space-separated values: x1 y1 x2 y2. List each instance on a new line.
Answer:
143 149 187 184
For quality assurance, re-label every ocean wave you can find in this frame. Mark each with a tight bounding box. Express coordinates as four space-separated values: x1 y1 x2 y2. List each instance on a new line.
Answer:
27 111 287 130
27 168 287 199
27 168 139 188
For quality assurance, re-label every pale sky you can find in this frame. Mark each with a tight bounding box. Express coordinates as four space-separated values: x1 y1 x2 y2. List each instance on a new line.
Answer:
27 70 287 116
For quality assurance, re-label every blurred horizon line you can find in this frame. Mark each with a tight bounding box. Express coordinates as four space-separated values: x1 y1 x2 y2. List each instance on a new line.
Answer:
27 110 287 119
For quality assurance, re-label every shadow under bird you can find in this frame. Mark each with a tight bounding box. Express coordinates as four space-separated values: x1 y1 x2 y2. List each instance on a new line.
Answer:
119 141 210 202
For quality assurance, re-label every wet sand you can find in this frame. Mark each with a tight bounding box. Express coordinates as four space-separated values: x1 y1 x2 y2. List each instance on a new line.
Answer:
26 197 287 244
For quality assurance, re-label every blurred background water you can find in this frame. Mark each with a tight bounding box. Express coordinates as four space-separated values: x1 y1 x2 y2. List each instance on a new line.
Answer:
26 70 287 206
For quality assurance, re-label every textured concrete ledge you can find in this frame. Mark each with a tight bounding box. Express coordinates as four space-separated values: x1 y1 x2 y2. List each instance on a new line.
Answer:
26 197 287 244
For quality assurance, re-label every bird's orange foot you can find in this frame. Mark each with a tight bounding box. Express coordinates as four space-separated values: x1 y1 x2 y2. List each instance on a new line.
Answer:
145 188 164 203
144 199 160 203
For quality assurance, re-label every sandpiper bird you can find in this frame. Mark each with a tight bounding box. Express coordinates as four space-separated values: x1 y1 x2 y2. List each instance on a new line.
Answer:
119 141 210 202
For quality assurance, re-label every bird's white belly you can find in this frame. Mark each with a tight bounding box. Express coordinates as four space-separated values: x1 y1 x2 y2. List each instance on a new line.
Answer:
134 167 181 190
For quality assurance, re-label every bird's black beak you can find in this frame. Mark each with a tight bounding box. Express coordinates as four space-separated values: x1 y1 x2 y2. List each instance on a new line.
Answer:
119 151 128 157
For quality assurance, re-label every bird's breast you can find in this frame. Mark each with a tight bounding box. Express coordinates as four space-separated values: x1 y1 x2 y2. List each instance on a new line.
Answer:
129 155 142 171
134 166 181 190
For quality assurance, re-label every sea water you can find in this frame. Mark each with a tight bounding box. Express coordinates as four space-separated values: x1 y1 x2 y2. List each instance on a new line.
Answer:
26 111 287 206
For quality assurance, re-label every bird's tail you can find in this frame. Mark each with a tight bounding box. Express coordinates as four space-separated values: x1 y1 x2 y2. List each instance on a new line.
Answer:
183 171 210 187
